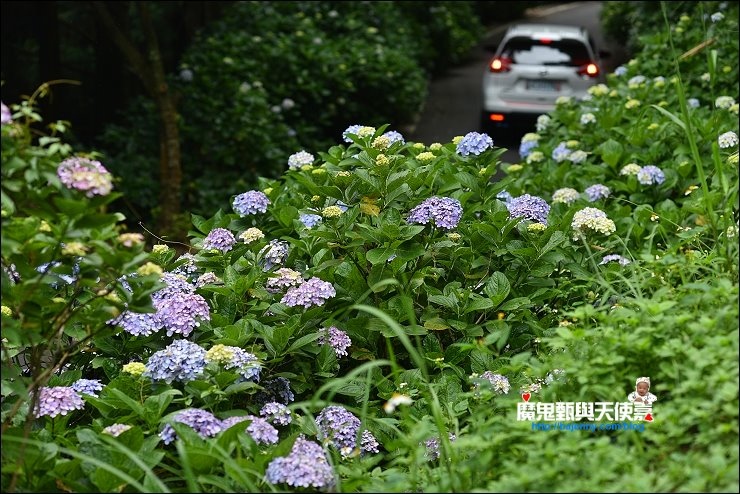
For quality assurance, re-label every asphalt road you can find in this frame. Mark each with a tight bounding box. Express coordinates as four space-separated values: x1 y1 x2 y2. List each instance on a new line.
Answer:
408 1 629 165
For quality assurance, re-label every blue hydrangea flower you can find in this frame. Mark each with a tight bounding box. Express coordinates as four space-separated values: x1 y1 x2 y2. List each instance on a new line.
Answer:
496 190 514 205
342 124 364 143
584 184 611 201
288 150 315 169
159 408 223 445
600 254 631 266
614 65 627 76
246 416 279 444
281 277 336 308
171 253 199 280
299 213 322 228
456 131 494 156
687 98 700 108
260 402 293 426
202 228 236 253
154 290 211 338
71 379 104 397
423 432 457 461
507 194 550 225
34 386 85 418
551 142 571 162
144 339 207 383
475 371 510 394
226 348 262 383
316 405 379 457
265 435 335 489
519 139 537 159
233 190 270 216
256 377 295 406
382 130 405 145
637 165 665 185
317 326 351 357
406 196 463 230
109 310 162 337
260 240 289 271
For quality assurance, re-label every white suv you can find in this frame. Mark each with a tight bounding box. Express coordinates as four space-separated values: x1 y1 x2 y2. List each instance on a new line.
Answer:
481 23 606 131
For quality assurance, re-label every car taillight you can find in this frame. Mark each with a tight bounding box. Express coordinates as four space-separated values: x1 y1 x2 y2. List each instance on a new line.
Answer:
489 57 512 73
577 62 600 78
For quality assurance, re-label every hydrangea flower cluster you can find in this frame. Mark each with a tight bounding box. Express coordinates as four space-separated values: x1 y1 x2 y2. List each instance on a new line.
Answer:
551 142 571 162
57 157 113 197
568 150 588 164
102 423 132 437
536 114 551 132
584 184 611 201
571 207 616 236
202 228 236 253
600 254 631 266
507 194 550 225
519 139 538 159
299 213 322 228
342 124 375 143
281 277 336 308
256 377 295 405
71 379 104 397
619 163 642 176
144 339 207 383
205 344 261 382
221 415 279 444
154 288 210 338
382 130 405 145
159 408 223 445
171 253 198 279
34 386 86 418
480 371 510 394
455 131 494 156
288 150 315 169
423 433 457 461
265 435 335 489
265 268 303 293
260 402 293 426
718 131 738 149
109 310 162 337
1 101 11 125
233 190 270 216
315 405 380 457
317 326 352 357
636 165 666 185
406 196 463 230
239 227 265 244
260 240 289 271
552 188 580 205
580 112 596 125
195 272 222 288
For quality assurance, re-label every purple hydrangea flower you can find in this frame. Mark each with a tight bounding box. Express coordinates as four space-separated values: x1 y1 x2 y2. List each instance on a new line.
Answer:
256 377 295 405
57 157 113 197
423 432 457 461
476 371 510 394
584 184 611 201
171 253 199 279
519 139 537 159
600 254 631 266
281 277 336 308
637 165 665 185
144 339 207 383
507 194 551 225
159 408 223 445
382 130 405 145
456 131 494 156
195 272 222 288
71 379 104 397
154 290 211 338
246 416 279 444
202 228 236 253
299 213 323 228
155 272 197 300
551 142 571 162
317 326 352 357
34 386 85 418
233 190 270 216
108 310 162 337
496 190 514 205
407 196 463 230
260 240 289 271
260 402 292 426
265 435 335 489
316 405 379 457
226 348 262 383
1 102 11 125
265 268 303 293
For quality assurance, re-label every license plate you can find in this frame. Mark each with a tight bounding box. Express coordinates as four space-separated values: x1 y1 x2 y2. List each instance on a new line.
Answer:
526 79 560 92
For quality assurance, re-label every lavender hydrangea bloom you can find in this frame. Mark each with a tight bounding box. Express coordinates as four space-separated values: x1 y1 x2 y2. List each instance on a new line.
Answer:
519 139 537 159
1 102 11 125
226 348 262 383
202 228 236 253
496 190 514 205
687 98 700 108
423 433 457 461
281 277 336 308
456 131 494 156
71 379 104 397
109 310 162 337
600 254 631 266
551 142 571 162
317 326 351 357
406 196 463 230
382 130 405 145
637 165 665 185
154 290 211 338
144 339 207 383
299 213 322 228
57 157 113 197
256 377 295 405
316 405 379 457
288 150 315 169
171 253 199 280
102 423 132 437
614 65 627 76
34 386 85 418
507 194 551 225
584 184 611 201
233 190 270 216
265 268 303 293
265 436 335 489
260 240 289 271
477 371 510 394
342 124 364 143
159 408 223 445
260 402 292 426
246 416 279 444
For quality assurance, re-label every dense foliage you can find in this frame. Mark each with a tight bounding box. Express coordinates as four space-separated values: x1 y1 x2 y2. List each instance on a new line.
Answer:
1 1 738 492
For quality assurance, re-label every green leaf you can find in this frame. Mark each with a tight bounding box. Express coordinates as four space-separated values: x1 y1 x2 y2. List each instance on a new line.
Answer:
366 245 396 265
423 317 450 330
484 272 510 308
597 139 624 168
464 296 494 313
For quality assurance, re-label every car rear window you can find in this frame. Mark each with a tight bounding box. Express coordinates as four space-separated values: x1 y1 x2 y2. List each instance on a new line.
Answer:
500 36 591 67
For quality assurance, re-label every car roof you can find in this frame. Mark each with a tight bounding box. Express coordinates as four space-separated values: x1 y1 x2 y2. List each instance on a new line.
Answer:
504 23 588 40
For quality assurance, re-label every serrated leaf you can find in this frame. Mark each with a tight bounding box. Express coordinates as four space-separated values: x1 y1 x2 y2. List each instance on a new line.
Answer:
423 318 450 330
484 272 510 307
